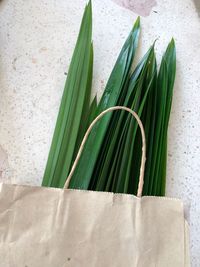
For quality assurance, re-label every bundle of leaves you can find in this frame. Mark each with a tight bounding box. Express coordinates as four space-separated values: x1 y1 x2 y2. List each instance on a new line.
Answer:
42 1 176 196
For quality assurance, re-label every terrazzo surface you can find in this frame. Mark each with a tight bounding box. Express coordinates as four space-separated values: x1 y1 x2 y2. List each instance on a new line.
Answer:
0 0 200 265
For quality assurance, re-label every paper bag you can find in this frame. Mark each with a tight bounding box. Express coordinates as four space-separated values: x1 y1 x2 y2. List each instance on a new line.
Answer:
0 106 190 267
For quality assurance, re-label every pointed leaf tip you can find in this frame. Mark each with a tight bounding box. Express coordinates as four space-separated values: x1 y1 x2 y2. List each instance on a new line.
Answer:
171 37 175 43
170 38 175 47
133 16 140 28
152 38 158 48
87 0 92 9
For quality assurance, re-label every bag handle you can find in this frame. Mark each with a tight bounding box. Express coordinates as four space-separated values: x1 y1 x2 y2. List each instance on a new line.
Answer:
64 106 146 197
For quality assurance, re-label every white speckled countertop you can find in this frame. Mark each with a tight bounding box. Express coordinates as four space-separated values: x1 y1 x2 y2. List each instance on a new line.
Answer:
0 0 200 265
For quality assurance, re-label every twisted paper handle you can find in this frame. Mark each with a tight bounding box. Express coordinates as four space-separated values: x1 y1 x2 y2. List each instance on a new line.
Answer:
64 106 146 197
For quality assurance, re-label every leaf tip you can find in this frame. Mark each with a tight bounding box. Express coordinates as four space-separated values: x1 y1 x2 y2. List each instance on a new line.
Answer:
87 0 92 9
171 37 175 44
136 16 140 24
165 38 176 58
133 16 140 29
170 38 176 50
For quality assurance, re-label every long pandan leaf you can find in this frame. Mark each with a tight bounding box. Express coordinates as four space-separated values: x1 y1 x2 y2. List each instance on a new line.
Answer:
157 39 176 195
149 40 176 196
69 18 141 189
42 1 93 187
72 44 94 163
141 72 157 195
151 60 168 195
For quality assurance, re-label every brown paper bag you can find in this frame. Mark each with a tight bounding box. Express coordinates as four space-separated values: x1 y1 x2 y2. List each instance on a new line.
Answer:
0 106 190 267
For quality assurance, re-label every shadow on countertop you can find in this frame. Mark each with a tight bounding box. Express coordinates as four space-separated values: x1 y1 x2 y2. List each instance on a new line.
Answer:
193 0 200 16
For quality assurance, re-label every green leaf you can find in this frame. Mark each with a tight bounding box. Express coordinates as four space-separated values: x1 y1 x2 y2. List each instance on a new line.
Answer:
142 74 157 195
42 1 93 187
149 40 176 195
157 39 176 195
72 43 94 162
